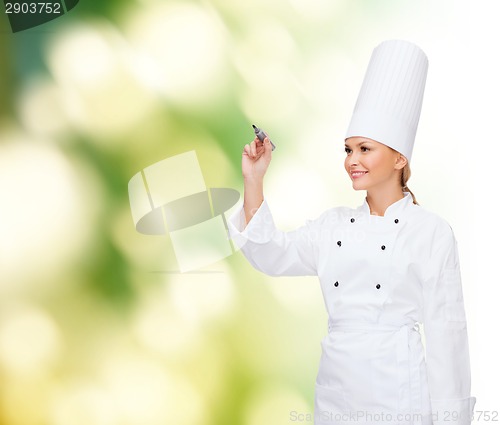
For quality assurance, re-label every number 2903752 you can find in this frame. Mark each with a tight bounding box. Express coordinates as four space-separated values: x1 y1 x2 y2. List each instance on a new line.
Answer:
5 2 62 14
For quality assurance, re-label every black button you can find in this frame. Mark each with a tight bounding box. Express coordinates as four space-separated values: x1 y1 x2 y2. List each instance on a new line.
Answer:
394 219 399 224
381 245 386 250
376 284 381 289
350 218 355 223
337 241 341 247
334 281 339 287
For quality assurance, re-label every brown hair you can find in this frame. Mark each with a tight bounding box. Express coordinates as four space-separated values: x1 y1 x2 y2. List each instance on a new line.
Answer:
400 162 419 205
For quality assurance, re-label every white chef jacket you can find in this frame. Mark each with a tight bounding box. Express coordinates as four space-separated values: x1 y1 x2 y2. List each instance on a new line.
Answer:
228 192 476 425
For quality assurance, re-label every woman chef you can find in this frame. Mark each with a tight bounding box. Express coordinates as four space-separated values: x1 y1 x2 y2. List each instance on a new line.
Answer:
228 40 476 425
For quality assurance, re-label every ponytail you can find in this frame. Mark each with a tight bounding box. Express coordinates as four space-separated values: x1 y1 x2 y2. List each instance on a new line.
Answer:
401 162 419 205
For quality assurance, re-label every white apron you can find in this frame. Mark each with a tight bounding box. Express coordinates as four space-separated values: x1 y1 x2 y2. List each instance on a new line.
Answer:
228 192 476 425
314 321 429 425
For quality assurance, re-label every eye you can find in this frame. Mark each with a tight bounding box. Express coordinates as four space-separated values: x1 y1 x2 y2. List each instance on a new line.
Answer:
344 147 351 154
361 146 370 152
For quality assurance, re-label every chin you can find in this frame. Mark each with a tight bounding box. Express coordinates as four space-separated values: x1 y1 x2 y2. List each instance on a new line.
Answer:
351 183 367 191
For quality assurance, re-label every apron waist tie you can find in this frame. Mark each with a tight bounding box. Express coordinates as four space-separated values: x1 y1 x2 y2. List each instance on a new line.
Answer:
327 320 420 333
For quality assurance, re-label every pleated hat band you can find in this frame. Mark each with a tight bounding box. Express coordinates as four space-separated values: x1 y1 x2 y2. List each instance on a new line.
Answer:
345 40 429 162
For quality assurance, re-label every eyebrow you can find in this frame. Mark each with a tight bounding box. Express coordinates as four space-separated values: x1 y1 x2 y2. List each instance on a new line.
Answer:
344 140 372 148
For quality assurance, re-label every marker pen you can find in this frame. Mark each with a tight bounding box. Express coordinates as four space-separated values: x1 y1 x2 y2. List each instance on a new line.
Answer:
252 124 276 151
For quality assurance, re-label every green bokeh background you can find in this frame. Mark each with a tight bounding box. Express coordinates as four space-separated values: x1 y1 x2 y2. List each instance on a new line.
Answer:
0 0 488 424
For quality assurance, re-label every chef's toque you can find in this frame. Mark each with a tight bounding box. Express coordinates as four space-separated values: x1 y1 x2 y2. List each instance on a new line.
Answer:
345 39 429 162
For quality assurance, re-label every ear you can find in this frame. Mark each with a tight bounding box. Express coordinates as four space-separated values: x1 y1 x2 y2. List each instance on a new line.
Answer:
394 153 408 170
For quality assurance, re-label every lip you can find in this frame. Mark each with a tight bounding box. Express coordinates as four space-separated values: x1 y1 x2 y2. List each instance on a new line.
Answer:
350 171 368 179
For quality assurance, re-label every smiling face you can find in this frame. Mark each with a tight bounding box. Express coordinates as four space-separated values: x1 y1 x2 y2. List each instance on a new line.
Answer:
344 137 407 192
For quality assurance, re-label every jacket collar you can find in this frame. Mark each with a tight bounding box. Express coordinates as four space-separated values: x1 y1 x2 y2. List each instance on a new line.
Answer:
360 192 413 220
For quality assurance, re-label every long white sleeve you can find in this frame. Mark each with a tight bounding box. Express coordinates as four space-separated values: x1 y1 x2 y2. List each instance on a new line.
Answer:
422 222 476 425
227 199 327 276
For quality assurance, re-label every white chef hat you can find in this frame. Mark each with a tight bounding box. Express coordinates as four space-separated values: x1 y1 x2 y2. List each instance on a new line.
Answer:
345 39 429 162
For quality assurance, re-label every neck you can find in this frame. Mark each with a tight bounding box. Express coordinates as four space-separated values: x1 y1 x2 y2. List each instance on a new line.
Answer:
366 188 405 217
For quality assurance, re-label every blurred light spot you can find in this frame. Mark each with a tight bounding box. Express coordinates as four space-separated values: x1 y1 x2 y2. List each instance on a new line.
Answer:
123 49 165 93
239 73 300 122
101 356 205 425
132 293 201 356
0 136 97 291
191 137 239 186
168 264 235 324
244 383 311 425
50 383 117 425
133 265 235 357
2 375 55 425
18 77 69 138
301 53 358 118
46 21 157 138
233 20 296 76
0 306 62 375
288 0 342 22
124 3 228 104
48 23 116 86
233 20 301 121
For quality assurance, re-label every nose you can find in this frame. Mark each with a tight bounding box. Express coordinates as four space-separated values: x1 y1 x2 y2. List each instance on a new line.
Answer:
347 150 359 167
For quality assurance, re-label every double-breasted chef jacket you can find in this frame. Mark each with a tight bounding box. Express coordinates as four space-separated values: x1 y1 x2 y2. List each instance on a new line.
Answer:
228 192 476 425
